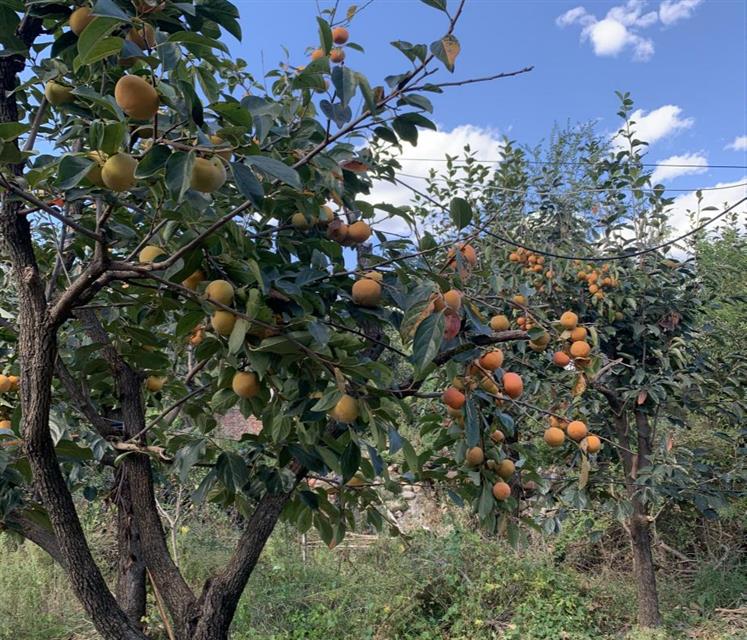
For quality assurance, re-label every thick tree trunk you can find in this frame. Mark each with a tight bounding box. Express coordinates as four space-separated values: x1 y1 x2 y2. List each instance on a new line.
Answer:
630 506 662 627
0 27 148 640
116 469 147 629
191 492 294 640
604 395 662 628
629 410 661 627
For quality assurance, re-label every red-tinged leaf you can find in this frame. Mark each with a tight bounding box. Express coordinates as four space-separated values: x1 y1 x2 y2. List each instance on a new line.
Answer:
341 160 369 173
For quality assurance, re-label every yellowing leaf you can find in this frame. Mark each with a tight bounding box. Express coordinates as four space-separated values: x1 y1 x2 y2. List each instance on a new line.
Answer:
579 455 590 489
572 374 586 397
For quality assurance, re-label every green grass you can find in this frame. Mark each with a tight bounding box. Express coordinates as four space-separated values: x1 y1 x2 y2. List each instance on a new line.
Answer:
0 518 743 640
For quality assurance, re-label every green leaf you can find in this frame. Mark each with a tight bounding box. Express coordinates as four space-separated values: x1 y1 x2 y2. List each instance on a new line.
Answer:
0 122 28 141
228 318 249 354
91 0 132 21
75 36 124 69
392 117 418 145
211 102 252 127
340 440 361 483
167 31 229 54
77 17 120 61
331 65 357 108
310 388 342 412
430 34 460 72
465 398 480 447
135 144 171 178
245 156 301 189
165 151 194 202
420 0 448 10
478 482 494 519
411 311 444 378
316 16 333 54
449 197 472 229
401 438 420 473
230 162 264 207
57 155 94 190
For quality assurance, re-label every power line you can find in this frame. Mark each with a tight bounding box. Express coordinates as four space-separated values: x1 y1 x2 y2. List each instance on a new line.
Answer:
396 158 747 170
392 176 747 263
396 171 747 194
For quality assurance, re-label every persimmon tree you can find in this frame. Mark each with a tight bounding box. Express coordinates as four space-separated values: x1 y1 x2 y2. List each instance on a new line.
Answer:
0 1 547 639
407 102 747 628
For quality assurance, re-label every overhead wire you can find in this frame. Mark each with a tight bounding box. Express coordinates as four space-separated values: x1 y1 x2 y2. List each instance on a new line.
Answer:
392 176 747 263
395 171 747 194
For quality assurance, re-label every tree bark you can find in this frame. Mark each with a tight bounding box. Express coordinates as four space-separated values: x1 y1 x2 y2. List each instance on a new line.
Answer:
79 310 198 636
192 491 295 640
0 23 148 640
601 392 662 627
116 468 147 630
630 410 661 627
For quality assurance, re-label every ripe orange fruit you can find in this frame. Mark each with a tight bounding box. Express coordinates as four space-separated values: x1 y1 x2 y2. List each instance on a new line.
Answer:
479 350 504 371
570 341 590 358
509 252 520 262
352 278 381 307
347 220 372 243
232 371 260 399
512 294 527 306
0 375 10 393
492 481 511 501
489 314 510 331
559 311 578 330
544 427 565 447
516 316 527 327
552 351 570 367
443 289 462 311
577 270 587 281
567 420 588 441
587 271 598 283
496 459 515 479
584 434 602 453
465 446 485 467
330 48 345 63
589 284 599 294
502 372 523 399
311 48 324 61
442 386 466 410
490 430 505 444
594 291 605 301
447 242 478 267
570 326 588 342
332 26 349 44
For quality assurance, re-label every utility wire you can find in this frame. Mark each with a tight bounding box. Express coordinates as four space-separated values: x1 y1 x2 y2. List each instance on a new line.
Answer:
393 176 747 263
396 158 747 170
395 171 747 194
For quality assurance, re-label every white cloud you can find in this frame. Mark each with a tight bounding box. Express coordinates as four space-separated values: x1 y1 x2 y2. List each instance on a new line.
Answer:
659 0 703 25
725 135 747 152
612 104 694 149
557 0 701 61
556 6 594 27
368 124 504 235
666 177 747 244
651 152 707 184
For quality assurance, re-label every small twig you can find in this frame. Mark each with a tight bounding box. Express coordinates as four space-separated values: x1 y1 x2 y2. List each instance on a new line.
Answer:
406 66 534 92
0 174 104 242
147 568 176 640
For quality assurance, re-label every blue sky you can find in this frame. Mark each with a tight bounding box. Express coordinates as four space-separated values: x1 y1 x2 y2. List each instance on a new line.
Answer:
215 1 747 236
